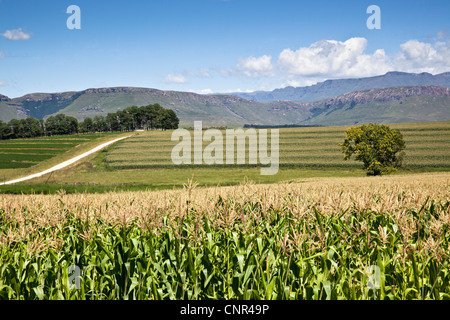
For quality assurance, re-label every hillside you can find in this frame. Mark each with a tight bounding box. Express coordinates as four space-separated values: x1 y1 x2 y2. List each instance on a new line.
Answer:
297 86 450 126
231 71 450 102
0 85 449 127
0 87 311 126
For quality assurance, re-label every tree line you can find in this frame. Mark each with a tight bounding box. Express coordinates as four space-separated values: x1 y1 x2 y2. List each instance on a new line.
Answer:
0 104 179 140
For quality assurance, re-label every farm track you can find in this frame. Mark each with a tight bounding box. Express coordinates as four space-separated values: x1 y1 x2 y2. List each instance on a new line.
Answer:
0 136 131 185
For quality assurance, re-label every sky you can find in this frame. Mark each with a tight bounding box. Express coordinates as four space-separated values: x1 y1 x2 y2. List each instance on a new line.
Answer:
0 0 449 98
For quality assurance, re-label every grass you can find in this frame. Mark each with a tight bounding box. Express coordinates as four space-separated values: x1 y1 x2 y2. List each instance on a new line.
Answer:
0 168 366 194
0 172 449 300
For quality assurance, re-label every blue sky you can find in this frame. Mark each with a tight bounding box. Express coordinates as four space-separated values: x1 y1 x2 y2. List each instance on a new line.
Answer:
0 0 449 98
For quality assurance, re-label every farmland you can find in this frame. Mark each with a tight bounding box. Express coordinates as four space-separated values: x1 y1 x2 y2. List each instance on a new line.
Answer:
0 133 132 169
0 122 449 300
0 172 449 299
0 132 131 184
103 121 450 169
3 121 447 194
0 136 91 170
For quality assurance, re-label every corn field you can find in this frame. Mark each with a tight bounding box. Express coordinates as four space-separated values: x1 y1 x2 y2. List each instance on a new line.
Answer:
0 173 449 299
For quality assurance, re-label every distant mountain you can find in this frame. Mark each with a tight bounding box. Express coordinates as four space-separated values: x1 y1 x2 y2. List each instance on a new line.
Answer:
1 84 449 127
296 85 450 126
0 87 311 126
230 72 450 102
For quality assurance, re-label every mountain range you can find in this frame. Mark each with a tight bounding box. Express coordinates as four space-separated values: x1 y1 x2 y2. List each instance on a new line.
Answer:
230 71 450 102
0 72 449 127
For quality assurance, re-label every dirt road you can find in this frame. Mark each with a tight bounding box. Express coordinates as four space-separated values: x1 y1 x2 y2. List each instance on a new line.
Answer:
0 135 131 186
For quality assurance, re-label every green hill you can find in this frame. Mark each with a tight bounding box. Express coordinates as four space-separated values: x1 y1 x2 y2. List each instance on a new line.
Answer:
0 85 449 127
298 86 450 126
0 87 311 127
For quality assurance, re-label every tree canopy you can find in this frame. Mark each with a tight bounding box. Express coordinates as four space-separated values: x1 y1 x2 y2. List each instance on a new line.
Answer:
339 123 406 176
0 103 179 140
77 104 179 133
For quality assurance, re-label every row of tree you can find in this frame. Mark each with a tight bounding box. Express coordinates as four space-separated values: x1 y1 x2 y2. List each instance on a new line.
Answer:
78 104 179 133
0 104 179 140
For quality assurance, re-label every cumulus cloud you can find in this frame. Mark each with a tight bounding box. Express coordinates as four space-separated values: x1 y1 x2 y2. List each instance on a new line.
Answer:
164 74 187 84
193 34 450 92
0 80 8 87
236 55 275 78
266 36 449 86
395 39 450 74
2 28 31 40
278 37 390 78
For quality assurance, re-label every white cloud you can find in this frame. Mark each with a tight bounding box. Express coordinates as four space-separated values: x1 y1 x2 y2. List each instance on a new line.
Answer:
272 36 450 87
221 88 254 93
237 55 275 78
189 34 450 93
196 68 211 78
219 67 235 78
281 78 322 88
2 28 31 40
395 39 450 74
188 88 213 95
0 51 4 58
0 80 8 87
278 37 390 78
164 74 187 84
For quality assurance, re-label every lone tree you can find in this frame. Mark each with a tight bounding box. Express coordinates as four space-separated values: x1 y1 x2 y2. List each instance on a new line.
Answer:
339 123 406 176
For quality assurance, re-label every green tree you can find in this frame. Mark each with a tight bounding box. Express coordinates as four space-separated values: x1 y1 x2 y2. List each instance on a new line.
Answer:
39 119 45 135
64 115 79 134
106 113 120 132
93 115 109 132
8 119 23 138
124 106 140 130
0 120 12 140
45 114 78 135
116 111 132 131
143 104 164 129
24 117 45 137
44 116 58 136
79 117 94 133
339 123 406 176
161 109 179 130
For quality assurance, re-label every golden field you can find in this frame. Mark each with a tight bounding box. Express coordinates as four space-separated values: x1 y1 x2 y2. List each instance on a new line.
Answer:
2 172 448 250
